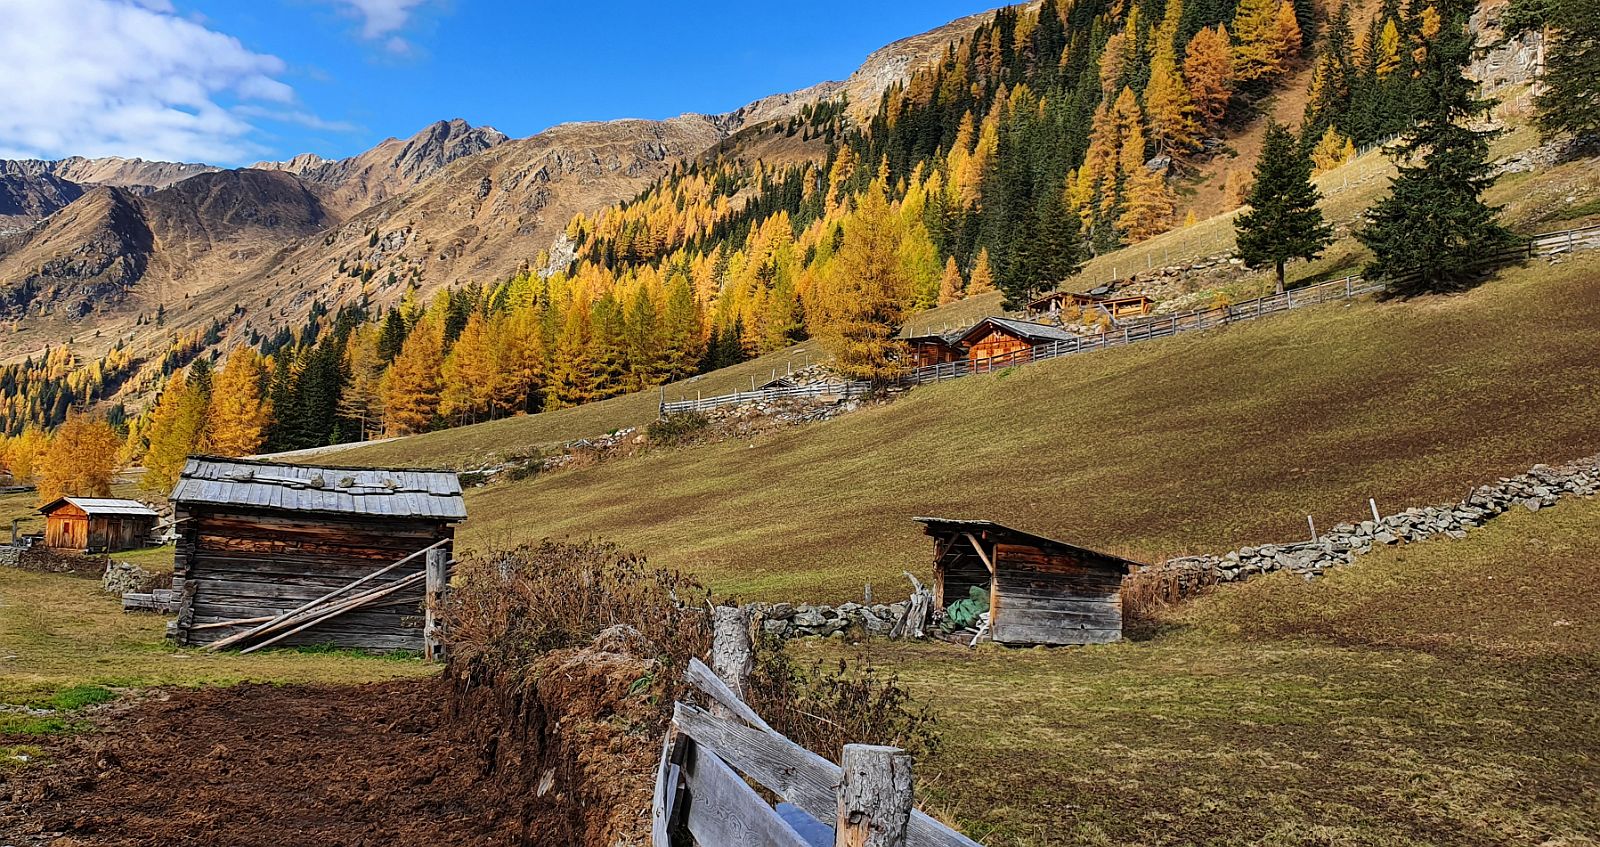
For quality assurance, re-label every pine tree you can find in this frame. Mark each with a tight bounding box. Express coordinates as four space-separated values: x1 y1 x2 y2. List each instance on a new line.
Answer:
1356 5 1518 294
206 349 270 457
1235 122 1334 293
1006 190 1083 306
383 318 443 435
938 255 966 304
823 184 911 385
36 413 120 504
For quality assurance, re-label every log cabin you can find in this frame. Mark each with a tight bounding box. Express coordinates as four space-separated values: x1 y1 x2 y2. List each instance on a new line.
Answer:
168 457 465 652
914 517 1144 646
901 330 965 368
38 497 160 553
954 317 1079 365
1029 289 1155 321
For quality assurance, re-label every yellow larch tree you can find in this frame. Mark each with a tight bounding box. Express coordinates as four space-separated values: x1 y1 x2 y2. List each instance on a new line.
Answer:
967 248 997 295
1185 25 1235 129
938 255 966 304
141 372 208 494
4 425 50 484
205 348 270 457
36 413 121 505
1117 166 1177 242
821 182 911 384
383 317 444 435
1310 126 1357 174
440 311 497 426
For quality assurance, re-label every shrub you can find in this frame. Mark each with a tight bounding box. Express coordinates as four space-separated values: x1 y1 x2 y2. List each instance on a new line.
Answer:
646 412 711 446
746 645 941 763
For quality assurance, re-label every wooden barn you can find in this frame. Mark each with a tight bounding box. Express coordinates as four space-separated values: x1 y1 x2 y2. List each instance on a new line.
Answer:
38 497 160 553
168 457 465 652
914 517 1143 646
954 317 1079 364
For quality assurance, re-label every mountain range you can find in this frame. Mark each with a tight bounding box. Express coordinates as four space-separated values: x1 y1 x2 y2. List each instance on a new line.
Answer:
0 7 998 378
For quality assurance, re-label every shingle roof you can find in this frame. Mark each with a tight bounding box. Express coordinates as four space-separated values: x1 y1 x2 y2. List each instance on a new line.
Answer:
39 497 160 518
956 317 1080 346
169 457 466 521
913 517 1145 570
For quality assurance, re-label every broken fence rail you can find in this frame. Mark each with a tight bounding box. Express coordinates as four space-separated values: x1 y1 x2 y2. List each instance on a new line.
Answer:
654 657 983 847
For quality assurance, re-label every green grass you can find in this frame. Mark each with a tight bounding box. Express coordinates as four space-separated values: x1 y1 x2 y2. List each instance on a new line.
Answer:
799 496 1600 846
0 567 437 706
454 259 1600 601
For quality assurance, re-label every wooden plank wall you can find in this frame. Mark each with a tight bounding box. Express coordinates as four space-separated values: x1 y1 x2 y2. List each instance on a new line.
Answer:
174 506 452 652
990 543 1123 646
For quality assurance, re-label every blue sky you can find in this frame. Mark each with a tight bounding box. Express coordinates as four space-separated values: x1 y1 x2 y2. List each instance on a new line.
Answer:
0 0 1001 166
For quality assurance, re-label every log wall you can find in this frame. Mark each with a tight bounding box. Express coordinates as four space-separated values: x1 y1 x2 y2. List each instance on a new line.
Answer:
173 506 453 652
990 543 1124 646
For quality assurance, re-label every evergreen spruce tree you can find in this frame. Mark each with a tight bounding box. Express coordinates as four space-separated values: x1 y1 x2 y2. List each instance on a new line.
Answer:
1504 0 1600 138
1235 122 1334 293
1356 3 1517 295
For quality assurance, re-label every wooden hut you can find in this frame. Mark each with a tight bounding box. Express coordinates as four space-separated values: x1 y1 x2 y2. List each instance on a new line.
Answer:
914 517 1143 646
168 457 465 652
38 497 160 553
954 317 1079 364
1030 289 1155 321
902 330 965 368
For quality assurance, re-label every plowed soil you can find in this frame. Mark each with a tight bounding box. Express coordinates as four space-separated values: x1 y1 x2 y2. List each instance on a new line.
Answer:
1 679 522 847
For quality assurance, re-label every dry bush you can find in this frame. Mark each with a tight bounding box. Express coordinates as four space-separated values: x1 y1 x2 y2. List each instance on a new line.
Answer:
1122 563 1217 632
446 539 714 709
746 644 942 763
446 539 940 761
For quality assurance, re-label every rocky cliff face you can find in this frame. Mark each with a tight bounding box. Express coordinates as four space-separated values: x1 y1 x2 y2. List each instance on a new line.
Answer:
0 187 152 319
253 119 511 214
0 173 86 234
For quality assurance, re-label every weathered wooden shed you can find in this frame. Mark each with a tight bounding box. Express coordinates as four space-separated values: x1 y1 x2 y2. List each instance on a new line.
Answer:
1030 289 1155 320
168 457 465 652
902 330 966 368
954 317 1079 364
39 497 160 553
914 517 1143 646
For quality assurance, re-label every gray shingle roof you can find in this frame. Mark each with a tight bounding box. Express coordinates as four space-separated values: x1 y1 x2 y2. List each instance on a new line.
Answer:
170 457 466 521
39 497 160 518
957 317 1080 346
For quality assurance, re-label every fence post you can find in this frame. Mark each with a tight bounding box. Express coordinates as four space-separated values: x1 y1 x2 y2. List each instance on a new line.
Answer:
836 744 914 847
424 546 450 663
710 606 753 713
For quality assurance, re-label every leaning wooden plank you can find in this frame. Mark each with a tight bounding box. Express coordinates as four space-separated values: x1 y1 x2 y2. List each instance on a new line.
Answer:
204 537 448 652
237 571 426 654
681 740 813 847
214 568 426 651
186 615 280 632
672 703 982 847
652 726 676 847
684 658 774 732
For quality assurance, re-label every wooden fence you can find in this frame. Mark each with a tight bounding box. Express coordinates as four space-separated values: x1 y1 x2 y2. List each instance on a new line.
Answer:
654 612 983 847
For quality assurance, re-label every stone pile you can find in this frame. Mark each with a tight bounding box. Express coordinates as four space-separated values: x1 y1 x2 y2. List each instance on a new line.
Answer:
102 560 154 595
747 600 911 640
1158 456 1600 585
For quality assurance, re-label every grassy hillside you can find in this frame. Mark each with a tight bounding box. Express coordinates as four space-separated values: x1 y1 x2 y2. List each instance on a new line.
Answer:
457 258 1600 600
854 495 1600 845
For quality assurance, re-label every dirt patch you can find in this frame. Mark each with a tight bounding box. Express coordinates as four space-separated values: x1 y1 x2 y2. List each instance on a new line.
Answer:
1 635 666 846
1 679 521 846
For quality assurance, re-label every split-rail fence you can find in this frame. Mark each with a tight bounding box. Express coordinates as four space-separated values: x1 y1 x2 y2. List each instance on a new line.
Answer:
653 612 983 847
660 222 1600 413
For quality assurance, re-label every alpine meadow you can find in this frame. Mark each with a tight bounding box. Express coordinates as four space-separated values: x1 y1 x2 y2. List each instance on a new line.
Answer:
1 0 1597 844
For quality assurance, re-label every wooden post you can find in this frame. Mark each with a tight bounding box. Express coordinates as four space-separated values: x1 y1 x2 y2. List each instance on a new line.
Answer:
835 744 913 847
424 546 450 662
710 606 753 712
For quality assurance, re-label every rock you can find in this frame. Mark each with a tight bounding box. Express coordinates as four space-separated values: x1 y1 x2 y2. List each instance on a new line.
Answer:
102 560 152 596
1522 497 1543 512
765 603 796 621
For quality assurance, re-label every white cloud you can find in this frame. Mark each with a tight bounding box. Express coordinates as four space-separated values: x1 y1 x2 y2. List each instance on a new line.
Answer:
328 0 431 45
0 0 311 164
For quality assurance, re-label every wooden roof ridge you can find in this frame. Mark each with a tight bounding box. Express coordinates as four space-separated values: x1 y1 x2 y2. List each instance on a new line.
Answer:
38 496 161 517
193 454 459 476
171 457 466 521
912 516 1147 569
954 316 1079 346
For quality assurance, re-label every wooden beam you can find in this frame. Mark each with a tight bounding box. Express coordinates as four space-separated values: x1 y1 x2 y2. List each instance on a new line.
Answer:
962 533 994 575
